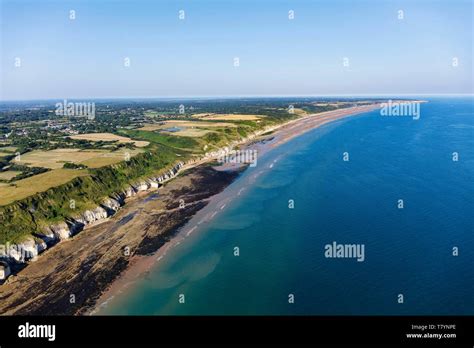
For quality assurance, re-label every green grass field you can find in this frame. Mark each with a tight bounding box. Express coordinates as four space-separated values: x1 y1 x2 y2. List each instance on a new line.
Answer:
119 129 200 151
0 169 89 206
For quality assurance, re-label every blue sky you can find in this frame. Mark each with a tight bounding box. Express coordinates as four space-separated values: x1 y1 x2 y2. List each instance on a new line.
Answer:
0 0 472 100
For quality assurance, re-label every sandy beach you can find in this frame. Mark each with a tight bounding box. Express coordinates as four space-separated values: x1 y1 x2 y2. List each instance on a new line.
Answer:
0 103 381 315
93 103 383 313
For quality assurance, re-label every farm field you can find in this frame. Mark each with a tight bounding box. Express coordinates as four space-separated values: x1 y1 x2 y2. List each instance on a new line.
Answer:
69 133 150 147
0 168 89 205
0 170 21 181
12 148 143 169
119 129 200 151
161 128 213 137
139 120 236 131
198 114 263 121
80 148 143 168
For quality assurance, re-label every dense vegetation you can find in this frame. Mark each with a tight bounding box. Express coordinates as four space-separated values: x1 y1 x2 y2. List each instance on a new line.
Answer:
63 162 88 169
7 165 49 181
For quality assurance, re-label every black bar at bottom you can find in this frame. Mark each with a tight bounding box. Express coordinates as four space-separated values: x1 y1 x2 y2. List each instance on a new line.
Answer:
0 316 472 346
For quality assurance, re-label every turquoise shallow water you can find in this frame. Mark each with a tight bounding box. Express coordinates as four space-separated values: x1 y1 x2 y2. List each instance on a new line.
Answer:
100 97 473 315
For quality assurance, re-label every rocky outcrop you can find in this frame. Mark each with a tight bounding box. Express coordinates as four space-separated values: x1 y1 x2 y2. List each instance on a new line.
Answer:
102 197 122 213
50 222 72 241
35 229 56 246
68 218 86 235
110 192 126 206
1 245 23 263
147 178 159 189
124 186 137 198
0 237 47 266
133 181 150 192
81 207 108 224
0 161 187 284
0 261 10 283
20 237 47 260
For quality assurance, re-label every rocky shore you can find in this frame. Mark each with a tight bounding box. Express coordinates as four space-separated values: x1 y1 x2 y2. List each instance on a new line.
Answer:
0 115 283 287
0 163 243 314
0 103 384 314
0 161 185 282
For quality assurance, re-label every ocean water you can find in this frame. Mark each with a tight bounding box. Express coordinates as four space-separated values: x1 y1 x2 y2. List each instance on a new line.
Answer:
100 97 474 315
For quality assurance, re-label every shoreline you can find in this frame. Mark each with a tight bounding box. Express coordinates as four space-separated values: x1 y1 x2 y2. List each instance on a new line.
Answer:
0 164 243 315
91 164 247 314
0 103 382 315
91 103 383 314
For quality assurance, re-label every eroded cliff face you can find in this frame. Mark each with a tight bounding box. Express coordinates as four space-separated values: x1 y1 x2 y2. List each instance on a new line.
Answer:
0 161 185 283
0 124 278 284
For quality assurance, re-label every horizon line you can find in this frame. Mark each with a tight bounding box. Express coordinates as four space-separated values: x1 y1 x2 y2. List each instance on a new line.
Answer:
1 93 473 103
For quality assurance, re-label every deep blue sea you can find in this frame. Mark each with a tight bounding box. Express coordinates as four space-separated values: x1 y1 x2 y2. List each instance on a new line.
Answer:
100 97 473 315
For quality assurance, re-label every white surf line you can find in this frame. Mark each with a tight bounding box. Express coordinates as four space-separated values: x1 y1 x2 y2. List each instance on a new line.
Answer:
220 203 226 210
197 211 213 225
186 226 197 236
210 211 218 218
175 235 185 245
270 157 280 168
237 188 245 196
89 294 116 314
